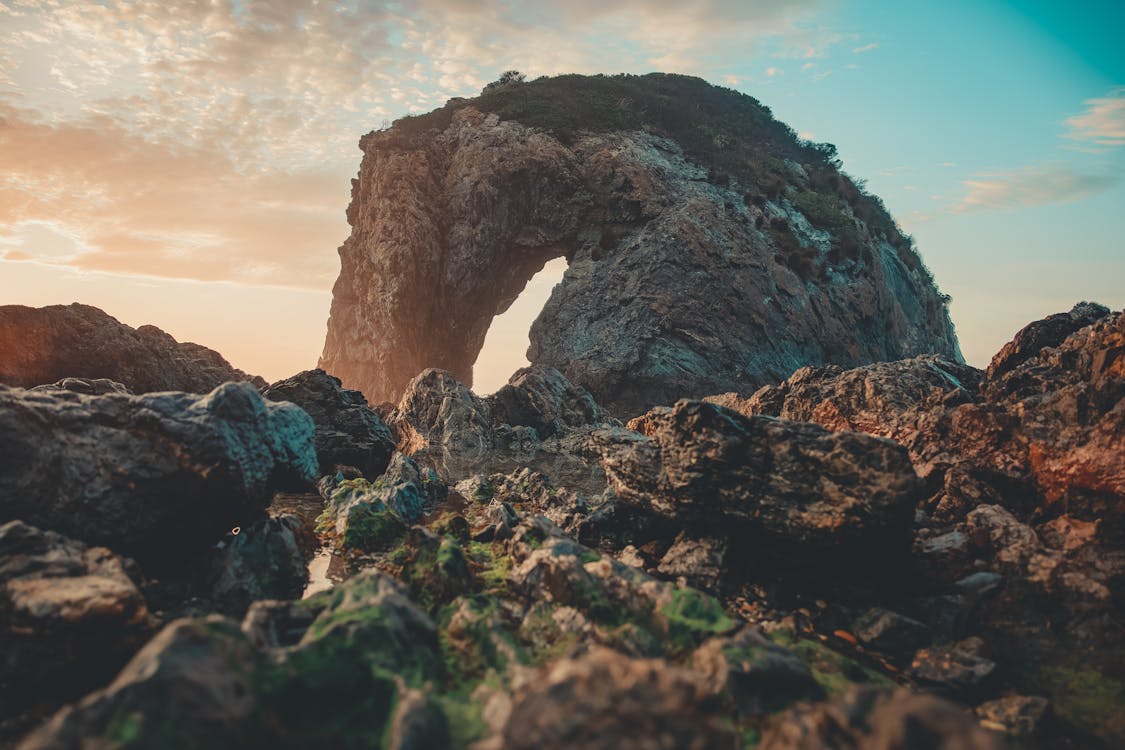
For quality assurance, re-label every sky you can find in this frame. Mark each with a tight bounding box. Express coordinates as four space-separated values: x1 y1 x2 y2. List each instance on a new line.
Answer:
1 0 1122 393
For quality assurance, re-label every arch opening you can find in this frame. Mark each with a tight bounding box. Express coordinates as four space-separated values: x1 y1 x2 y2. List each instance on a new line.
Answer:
472 257 568 395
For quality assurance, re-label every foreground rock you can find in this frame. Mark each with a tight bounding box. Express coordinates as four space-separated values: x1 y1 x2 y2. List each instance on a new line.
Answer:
0 521 153 716
0 382 317 563
320 73 960 415
601 400 920 555
0 303 264 393
261 368 395 478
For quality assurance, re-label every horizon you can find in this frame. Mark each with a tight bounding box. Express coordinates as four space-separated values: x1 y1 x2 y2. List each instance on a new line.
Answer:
2 0 1123 393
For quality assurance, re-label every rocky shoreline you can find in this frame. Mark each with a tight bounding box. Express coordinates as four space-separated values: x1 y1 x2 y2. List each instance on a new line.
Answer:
1 301 1121 748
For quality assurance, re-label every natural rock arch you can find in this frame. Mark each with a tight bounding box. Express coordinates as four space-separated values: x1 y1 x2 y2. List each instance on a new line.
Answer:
321 81 961 416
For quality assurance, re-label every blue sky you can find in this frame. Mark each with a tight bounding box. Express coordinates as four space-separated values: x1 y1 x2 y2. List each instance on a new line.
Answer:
1 0 1121 387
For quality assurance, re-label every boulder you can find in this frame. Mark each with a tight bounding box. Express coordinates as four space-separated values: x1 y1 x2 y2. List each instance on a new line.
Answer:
499 647 739 750
0 303 264 393
0 521 152 714
600 400 921 554
261 368 395 478
0 382 317 563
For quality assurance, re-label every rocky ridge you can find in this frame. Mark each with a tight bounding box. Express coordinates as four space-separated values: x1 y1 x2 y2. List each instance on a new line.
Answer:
320 74 960 415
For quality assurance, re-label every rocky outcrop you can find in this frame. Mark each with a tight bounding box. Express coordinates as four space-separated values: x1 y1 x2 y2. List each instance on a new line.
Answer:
320 74 960 416
599 400 920 555
0 521 153 716
0 303 264 393
261 368 395 478
0 382 317 564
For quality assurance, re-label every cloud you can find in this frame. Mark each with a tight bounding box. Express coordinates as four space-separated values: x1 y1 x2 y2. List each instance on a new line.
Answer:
767 66 783 77
0 104 346 288
952 164 1118 213
0 0 839 288
852 42 878 54
1064 87 1125 146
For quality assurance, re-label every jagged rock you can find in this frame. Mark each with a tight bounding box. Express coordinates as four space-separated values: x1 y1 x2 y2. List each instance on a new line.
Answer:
720 354 980 445
656 534 729 593
974 694 1049 737
487 366 611 438
759 685 1000 749
600 400 920 554
984 301 1109 384
207 515 309 615
320 74 960 416
391 368 612 495
18 617 263 750
0 303 264 393
0 382 318 563
909 641 996 698
0 521 152 715
498 647 739 750
851 607 931 658
692 626 823 715
261 368 395 478
30 377 131 395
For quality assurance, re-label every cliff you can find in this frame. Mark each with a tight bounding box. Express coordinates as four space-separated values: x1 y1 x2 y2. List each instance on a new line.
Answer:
320 73 961 416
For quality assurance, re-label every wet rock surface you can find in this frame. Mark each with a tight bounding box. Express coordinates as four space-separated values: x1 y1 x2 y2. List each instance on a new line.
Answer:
0 303 264 393
0 381 318 563
3 302 1121 750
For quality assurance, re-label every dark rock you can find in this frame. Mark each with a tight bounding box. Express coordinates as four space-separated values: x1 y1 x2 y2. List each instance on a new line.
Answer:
0 521 152 715
30 377 131 395
487 365 611 438
910 641 997 698
208 515 309 616
499 647 739 750
692 626 823 715
656 534 729 593
975 694 1049 737
261 368 395 478
321 75 961 416
0 382 318 563
241 600 318 649
600 400 920 554
0 302 264 393
851 607 931 658
385 689 452 750
759 685 1000 749
985 301 1109 384
18 617 264 750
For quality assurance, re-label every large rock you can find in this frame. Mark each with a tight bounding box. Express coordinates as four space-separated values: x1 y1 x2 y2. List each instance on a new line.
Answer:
0 382 317 563
499 647 739 750
600 400 920 553
0 521 152 715
261 368 395 478
759 686 1000 749
0 303 264 393
320 74 960 416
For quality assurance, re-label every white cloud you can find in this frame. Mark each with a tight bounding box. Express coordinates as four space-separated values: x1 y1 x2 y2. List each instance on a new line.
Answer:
952 164 1117 213
767 66 783 77
1064 87 1125 146
852 42 878 54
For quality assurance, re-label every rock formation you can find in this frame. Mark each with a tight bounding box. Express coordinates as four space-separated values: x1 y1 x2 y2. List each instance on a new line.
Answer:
0 303 264 393
321 73 961 415
0 382 317 563
4 303 1122 749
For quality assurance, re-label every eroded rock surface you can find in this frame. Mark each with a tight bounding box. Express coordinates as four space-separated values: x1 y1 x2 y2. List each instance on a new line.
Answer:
0 382 317 563
321 74 960 415
261 368 395 478
0 303 264 393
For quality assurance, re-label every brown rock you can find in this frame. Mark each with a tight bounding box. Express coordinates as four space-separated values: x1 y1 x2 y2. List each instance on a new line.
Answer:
320 75 960 416
0 303 264 393
500 647 739 750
